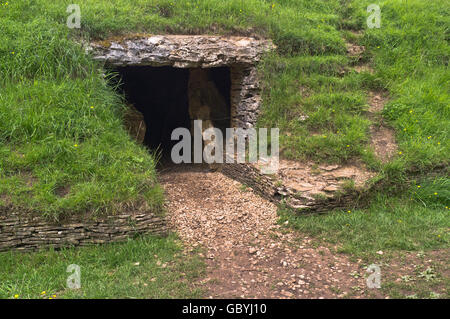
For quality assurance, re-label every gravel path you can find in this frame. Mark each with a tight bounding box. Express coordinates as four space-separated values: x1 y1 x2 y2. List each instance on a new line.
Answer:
160 164 370 298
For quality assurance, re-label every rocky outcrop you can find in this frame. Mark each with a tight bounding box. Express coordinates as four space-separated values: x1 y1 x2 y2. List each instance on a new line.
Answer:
188 68 229 140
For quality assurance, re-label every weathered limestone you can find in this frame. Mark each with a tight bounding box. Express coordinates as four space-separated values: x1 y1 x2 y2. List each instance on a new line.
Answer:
90 35 275 128
230 66 262 128
188 68 228 141
0 209 167 252
90 35 274 68
219 161 374 213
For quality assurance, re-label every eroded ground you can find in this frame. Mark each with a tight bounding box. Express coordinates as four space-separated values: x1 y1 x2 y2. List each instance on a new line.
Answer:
161 164 370 298
160 164 448 299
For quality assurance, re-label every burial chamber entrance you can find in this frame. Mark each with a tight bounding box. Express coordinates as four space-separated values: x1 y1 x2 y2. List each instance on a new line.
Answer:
113 65 231 153
90 35 275 156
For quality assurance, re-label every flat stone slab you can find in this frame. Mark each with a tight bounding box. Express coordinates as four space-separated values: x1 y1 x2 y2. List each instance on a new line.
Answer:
220 159 376 213
90 35 275 68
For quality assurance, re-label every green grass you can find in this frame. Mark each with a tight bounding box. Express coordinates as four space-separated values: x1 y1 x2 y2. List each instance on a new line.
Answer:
280 177 450 258
1 0 447 216
258 54 373 164
356 0 450 171
259 0 449 172
0 0 448 299
0 234 204 299
0 77 164 218
0 0 349 217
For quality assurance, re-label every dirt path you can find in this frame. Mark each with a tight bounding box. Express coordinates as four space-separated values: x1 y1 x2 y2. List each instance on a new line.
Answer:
345 35 398 163
160 164 371 298
156 28 403 300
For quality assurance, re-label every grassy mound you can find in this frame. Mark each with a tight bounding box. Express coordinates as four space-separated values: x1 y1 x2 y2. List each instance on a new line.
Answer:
1 0 448 219
0 0 448 300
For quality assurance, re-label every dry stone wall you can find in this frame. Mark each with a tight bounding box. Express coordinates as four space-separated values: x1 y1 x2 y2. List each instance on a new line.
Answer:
90 35 274 128
230 66 262 128
219 163 369 213
0 209 167 252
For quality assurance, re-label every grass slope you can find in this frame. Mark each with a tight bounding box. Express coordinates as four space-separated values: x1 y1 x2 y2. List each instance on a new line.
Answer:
1 0 448 217
280 177 449 257
0 0 448 299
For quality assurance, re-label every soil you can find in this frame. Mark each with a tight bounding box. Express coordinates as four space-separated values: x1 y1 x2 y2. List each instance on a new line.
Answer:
160 164 371 298
152 30 431 300
367 92 398 162
160 164 448 298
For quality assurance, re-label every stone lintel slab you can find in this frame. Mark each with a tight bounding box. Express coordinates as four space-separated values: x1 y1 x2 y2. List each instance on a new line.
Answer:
90 35 275 68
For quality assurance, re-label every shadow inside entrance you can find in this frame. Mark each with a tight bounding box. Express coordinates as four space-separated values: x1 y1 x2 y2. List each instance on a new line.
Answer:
111 65 231 163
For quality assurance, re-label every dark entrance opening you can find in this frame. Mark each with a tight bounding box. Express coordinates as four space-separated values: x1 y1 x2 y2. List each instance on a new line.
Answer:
112 65 231 157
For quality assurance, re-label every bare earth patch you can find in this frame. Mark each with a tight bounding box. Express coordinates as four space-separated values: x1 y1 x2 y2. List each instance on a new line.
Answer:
367 92 398 162
370 125 398 163
160 164 372 298
366 249 450 299
368 91 388 113
346 42 365 58
354 64 374 74
345 35 399 164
